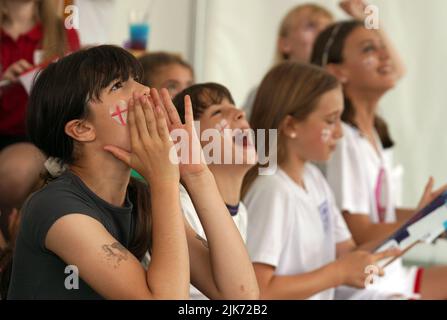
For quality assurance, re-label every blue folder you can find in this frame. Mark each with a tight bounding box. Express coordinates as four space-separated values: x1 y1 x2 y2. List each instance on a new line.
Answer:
374 191 447 267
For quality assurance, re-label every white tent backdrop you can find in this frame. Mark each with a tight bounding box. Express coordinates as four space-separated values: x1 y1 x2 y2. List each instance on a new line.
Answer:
197 0 447 207
81 0 195 57
102 0 446 207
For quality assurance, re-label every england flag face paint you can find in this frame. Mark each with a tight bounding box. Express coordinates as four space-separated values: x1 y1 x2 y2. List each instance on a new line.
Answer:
321 128 332 144
109 100 128 126
215 119 230 136
363 56 376 69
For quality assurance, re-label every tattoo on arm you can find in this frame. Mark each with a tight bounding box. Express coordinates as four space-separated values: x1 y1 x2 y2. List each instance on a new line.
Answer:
195 234 209 249
102 242 129 268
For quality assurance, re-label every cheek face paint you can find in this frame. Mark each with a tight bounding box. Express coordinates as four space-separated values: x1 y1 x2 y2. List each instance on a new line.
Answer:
110 100 128 126
362 56 376 69
321 128 332 144
216 119 230 136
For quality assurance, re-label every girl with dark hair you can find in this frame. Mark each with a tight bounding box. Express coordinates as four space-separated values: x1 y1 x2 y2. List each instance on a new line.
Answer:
173 83 257 299
312 18 447 299
242 62 400 300
7 45 258 300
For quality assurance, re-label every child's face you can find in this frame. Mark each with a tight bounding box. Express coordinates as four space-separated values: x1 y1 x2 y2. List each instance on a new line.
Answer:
88 77 150 153
280 10 332 62
199 99 257 167
290 87 344 162
340 27 396 93
152 63 194 98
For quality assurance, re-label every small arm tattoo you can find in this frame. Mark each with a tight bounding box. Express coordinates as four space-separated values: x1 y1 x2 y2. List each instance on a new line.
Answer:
102 242 129 268
195 234 209 249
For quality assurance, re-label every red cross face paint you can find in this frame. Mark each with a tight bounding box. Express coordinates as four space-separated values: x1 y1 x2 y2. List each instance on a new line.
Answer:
110 100 128 126
321 128 332 144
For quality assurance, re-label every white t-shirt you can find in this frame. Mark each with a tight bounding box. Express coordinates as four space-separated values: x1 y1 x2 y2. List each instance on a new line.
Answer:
244 164 352 300
326 123 418 296
327 123 400 223
180 184 248 300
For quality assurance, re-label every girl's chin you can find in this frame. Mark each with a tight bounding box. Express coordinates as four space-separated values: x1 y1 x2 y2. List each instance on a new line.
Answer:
309 153 331 164
373 76 396 91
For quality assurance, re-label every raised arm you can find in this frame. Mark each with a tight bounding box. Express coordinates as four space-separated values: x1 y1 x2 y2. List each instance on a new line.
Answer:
340 0 406 80
154 88 259 300
183 171 259 300
99 92 189 299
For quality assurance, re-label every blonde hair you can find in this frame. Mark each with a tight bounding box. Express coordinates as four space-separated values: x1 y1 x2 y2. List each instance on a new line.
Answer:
242 62 339 197
274 3 333 64
1 0 68 61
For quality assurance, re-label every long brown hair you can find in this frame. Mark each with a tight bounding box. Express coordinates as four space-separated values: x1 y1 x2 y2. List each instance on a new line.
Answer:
0 0 68 61
275 3 333 64
242 62 339 196
311 20 394 148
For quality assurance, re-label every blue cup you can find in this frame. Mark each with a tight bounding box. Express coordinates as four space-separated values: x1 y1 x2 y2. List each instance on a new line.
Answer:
130 23 150 50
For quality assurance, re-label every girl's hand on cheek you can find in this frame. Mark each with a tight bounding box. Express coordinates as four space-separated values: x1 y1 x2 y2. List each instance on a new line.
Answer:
150 88 209 179
104 92 180 185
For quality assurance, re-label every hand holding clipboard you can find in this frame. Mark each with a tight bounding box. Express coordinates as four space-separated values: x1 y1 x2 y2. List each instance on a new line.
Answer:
374 191 447 268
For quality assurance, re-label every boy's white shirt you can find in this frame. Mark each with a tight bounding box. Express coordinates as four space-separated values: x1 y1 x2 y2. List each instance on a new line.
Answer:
179 184 248 300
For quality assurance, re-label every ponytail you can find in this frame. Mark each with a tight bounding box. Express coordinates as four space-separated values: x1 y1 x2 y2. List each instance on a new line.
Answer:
343 97 394 149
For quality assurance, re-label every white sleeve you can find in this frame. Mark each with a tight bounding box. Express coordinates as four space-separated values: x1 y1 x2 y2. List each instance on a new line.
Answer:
244 178 291 268
313 164 353 244
179 185 206 238
326 134 370 216
329 189 353 243
234 203 248 243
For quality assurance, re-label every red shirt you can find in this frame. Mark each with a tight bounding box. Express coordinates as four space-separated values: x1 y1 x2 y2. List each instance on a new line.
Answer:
0 24 80 137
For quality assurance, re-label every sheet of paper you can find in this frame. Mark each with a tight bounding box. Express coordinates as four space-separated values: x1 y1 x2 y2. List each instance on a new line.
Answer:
19 67 41 95
375 192 447 268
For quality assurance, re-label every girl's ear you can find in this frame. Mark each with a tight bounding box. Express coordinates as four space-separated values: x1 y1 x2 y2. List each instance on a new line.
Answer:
326 63 349 84
280 115 298 139
65 119 96 142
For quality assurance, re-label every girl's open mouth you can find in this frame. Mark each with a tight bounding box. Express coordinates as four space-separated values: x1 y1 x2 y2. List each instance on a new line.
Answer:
233 131 253 149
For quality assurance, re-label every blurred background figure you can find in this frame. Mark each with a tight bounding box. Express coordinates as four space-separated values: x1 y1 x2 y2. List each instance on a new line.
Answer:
138 51 194 98
243 3 334 119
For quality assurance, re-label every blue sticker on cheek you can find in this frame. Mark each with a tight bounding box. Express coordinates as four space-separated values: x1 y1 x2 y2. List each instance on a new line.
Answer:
110 100 128 126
